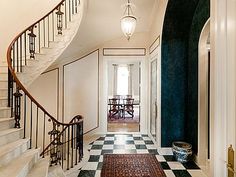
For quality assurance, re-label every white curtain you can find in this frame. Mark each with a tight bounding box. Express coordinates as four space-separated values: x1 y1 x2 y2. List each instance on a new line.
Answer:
113 64 133 96
128 64 133 95
113 64 118 96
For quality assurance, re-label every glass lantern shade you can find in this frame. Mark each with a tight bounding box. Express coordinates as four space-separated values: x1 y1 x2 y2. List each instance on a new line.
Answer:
121 15 137 40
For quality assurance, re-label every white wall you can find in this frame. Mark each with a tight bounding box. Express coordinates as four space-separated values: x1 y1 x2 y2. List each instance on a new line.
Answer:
63 50 99 133
0 0 61 63
26 68 59 150
147 0 168 145
28 69 59 119
148 0 168 44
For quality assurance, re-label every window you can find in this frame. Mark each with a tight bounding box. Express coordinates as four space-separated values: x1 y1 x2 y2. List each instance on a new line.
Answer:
117 66 129 95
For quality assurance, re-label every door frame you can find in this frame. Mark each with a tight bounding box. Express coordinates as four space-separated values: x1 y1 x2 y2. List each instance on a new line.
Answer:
198 19 210 167
149 50 161 147
103 55 148 133
211 0 236 176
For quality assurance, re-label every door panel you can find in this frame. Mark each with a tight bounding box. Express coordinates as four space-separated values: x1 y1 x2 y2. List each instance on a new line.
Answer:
150 59 157 139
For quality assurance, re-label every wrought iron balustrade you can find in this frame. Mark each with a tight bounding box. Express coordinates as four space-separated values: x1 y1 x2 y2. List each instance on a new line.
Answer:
6 0 83 170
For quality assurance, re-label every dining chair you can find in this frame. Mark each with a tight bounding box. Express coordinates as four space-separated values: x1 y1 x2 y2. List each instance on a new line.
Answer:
108 98 121 118
122 98 134 118
126 95 132 99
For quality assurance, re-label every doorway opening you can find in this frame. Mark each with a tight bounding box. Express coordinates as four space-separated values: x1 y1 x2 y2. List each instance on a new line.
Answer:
107 61 141 132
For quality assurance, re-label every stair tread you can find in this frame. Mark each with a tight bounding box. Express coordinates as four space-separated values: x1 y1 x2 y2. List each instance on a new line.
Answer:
0 117 14 122
0 107 10 110
26 157 50 177
48 165 66 177
0 149 39 177
0 138 29 158
0 128 22 137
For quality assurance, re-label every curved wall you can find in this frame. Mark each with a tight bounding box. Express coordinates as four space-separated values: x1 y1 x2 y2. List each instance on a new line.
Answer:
161 0 210 153
186 0 210 154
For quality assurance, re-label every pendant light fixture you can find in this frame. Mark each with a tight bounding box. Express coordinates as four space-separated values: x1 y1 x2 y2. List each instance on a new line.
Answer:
121 0 137 41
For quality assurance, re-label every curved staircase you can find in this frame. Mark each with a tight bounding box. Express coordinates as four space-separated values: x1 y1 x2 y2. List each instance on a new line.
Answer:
0 0 85 176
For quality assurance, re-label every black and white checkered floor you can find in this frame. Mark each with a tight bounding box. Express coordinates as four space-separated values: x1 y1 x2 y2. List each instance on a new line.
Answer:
77 134 207 177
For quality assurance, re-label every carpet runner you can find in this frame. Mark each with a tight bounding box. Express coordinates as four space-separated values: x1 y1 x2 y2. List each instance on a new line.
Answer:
101 154 167 177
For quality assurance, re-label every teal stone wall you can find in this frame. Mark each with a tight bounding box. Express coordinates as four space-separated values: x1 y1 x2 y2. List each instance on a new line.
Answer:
161 0 210 153
186 0 210 153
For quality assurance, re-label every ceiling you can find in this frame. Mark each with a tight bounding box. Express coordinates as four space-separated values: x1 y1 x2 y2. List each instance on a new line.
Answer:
56 0 157 64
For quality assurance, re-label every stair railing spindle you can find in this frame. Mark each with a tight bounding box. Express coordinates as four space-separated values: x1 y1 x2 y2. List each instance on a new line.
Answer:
43 113 46 158
24 32 27 65
23 94 26 138
67 126 70 170
35 106 39 148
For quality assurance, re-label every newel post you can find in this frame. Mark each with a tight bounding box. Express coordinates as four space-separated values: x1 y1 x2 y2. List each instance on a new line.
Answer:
76 118 83 161
14 86 22 128
48 120 62 166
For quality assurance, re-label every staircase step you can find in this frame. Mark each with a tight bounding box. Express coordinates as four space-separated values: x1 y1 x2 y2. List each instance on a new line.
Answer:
26 157 50 177
0 66 8 73
0 62 8 66
20 63 38 73
0 80 7 89
0 118 14 131
0 128 23 147
0 107 11 118
0 73 7 80
48 165 66 177
0 97 8 107
39 47 64 56
0 88 7 97
0 149 39 177
0 138 29 167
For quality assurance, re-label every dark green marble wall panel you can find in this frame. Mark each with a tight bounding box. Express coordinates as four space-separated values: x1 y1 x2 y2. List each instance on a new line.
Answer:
186 0 210 153
161 40 188 145
161 0 199 147
161 0 210 152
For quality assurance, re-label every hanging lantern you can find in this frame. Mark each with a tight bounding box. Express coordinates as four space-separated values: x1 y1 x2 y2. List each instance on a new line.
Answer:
28 27 36 59
121 0 137 40
56 6 64 35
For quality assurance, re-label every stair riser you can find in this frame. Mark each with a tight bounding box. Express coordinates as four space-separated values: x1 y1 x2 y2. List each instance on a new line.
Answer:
0 109 11 118
18 153 38 177
0 141 29 167
0 73 7 80
0 90 7 97
0 81 8 89
0 119 14 131
0 129 23 147
0 99 8 107
0 67 8 73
